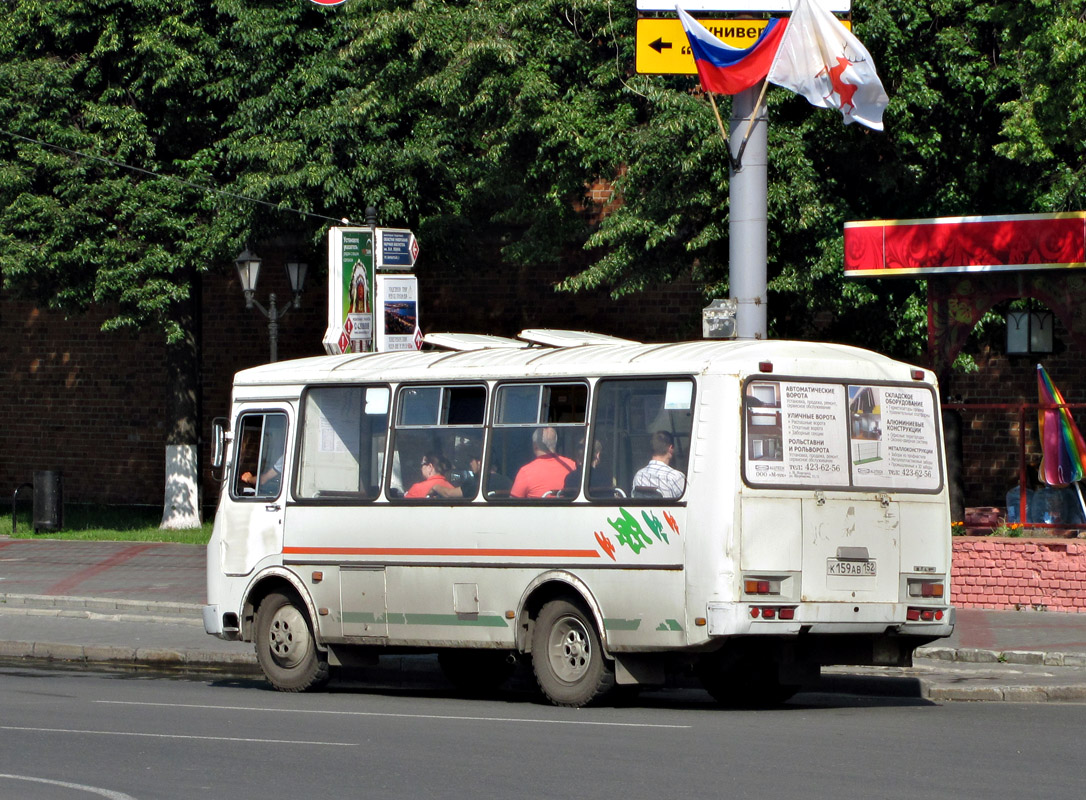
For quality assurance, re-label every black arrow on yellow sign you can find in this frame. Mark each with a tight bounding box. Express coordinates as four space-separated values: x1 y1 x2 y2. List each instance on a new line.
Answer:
649 37 673 54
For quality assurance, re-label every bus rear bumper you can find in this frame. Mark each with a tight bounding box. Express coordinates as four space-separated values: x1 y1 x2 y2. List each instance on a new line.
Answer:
706 602 955 640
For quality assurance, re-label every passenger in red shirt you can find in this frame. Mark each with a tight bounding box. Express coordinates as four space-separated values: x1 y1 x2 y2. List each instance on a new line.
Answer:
405 453 454 498
510 427 576 498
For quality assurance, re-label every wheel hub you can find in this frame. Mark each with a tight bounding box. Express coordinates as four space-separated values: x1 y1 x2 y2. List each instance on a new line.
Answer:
549 616 591 681
268 605 308 668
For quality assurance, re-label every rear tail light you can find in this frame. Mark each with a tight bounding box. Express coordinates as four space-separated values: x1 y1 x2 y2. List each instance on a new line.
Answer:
744 578 782 595
907 606 946 622
750 605 796 620
908 580 945 598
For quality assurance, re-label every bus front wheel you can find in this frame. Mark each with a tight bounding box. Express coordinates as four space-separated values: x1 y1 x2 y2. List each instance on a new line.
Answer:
255 591 330 692
531 599 614 707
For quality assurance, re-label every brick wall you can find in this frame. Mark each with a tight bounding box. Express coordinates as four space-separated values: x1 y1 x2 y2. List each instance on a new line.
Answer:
953 538 1086 611
0 303 166 505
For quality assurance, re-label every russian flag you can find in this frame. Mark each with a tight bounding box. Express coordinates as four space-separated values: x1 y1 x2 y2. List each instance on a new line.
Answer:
677 7 788 95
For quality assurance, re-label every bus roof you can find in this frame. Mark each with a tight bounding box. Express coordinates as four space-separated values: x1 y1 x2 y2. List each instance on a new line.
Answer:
232 337 931 388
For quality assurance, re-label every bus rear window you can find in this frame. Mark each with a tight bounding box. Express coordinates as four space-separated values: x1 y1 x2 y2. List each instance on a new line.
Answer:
742 379 942 492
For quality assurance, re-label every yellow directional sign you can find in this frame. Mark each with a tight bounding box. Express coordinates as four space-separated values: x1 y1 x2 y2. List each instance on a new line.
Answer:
636 18 768 75
635 17 850 76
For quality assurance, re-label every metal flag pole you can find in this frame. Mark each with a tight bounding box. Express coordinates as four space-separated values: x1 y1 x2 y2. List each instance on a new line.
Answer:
728 83 769 340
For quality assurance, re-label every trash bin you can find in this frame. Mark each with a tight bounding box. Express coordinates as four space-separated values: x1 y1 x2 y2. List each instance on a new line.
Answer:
33 470 63 533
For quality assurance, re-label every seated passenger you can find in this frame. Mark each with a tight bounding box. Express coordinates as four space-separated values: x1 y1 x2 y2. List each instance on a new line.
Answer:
431 450 483 499
405 453 454 498
632 430 686 499
564 439 608 496
510 426 576 498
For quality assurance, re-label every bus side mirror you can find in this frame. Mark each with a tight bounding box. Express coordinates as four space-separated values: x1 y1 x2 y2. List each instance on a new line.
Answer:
211 417 229 469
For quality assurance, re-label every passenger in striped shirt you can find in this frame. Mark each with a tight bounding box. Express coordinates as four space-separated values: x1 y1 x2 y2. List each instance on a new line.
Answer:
632 430 686 499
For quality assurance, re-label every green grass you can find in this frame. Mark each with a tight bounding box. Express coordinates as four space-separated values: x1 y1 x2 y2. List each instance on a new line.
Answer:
5 504 213 544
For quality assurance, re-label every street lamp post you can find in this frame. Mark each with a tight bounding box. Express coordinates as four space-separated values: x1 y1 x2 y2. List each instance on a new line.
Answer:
235 248 307 363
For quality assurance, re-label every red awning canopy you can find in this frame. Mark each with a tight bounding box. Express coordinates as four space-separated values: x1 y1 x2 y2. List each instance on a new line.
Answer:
844 212 1086 277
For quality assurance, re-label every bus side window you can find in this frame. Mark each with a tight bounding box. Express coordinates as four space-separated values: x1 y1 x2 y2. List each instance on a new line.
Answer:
233 412 288 500
589 378 693 501
390 384 486 501
488 383 586 500
296 386 389 501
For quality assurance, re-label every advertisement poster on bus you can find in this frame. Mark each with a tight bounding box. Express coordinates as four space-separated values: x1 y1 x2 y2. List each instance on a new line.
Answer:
376 274 421 352
743 380 940 491
322 227 374 354
848 385 940 489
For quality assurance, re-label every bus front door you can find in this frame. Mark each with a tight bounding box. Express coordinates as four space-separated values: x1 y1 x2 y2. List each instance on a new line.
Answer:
222 410 289 576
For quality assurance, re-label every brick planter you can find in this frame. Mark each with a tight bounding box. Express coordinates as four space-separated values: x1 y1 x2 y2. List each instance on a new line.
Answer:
953 537 1086 611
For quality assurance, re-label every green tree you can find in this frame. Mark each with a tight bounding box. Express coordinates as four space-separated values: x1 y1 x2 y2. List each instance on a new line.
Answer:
0 0 289 526
4 0 1086 522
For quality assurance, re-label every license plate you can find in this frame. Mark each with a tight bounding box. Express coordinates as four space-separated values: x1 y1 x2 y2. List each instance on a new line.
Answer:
827 559 876 576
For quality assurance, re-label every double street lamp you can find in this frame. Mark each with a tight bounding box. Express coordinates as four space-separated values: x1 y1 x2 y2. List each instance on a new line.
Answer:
235 248 307 363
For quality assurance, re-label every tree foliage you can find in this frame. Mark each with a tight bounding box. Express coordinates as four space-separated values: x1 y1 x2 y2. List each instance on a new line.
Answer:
2 0 1085 361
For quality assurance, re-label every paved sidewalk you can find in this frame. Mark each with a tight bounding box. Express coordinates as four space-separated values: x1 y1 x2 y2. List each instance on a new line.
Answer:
1 538 1085 702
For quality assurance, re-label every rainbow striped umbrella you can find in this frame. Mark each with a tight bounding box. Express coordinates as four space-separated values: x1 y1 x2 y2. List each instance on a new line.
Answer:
1037 365 1086 486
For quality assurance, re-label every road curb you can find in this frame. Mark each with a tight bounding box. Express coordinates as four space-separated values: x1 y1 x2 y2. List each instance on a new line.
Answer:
918 645 1086 668
0 593 202 618
922 683 1086 703
0 639 261 676
3 640 1085 703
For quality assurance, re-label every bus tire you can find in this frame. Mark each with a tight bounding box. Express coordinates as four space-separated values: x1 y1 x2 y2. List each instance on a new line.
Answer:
255 591 330 692
438 649 516 694
531 599 614 707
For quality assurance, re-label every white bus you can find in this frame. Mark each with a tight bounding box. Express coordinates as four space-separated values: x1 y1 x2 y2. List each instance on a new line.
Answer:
204 332 954 707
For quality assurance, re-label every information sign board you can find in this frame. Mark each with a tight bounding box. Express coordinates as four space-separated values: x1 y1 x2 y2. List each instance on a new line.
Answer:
636 16 850 75
323 226 374 354
376 274 421 352
638 18 769 75
376 227 419 270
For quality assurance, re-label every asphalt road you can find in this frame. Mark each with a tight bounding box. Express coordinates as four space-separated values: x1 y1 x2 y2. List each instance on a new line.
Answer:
1 666 1084 800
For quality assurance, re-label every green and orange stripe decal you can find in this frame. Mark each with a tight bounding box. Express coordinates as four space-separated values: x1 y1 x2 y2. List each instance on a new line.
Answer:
283 546 601 559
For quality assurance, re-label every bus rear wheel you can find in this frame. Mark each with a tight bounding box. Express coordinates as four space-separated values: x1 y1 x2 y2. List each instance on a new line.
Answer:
531 599 614 707
255 591 330 692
